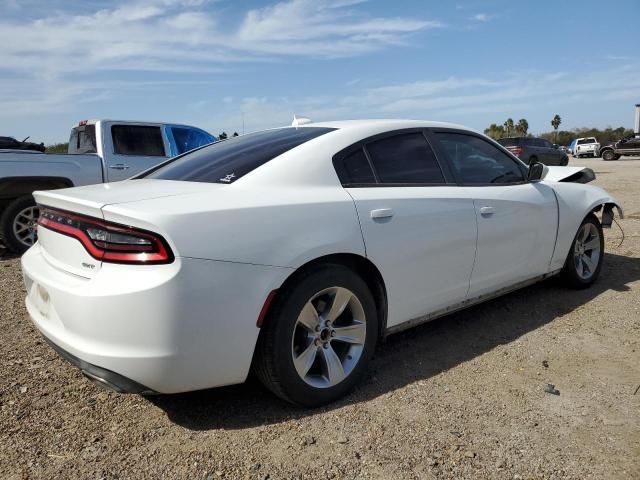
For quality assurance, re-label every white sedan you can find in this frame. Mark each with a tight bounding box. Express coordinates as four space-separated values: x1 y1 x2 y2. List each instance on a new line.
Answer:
22 120 623 406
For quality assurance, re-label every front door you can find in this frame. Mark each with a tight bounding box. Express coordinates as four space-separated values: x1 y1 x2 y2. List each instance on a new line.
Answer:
430 130 558 298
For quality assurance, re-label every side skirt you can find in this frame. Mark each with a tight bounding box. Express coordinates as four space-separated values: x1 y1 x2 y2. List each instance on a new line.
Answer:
384 270 562 337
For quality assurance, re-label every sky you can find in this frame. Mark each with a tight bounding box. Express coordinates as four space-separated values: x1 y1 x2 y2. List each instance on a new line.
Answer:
0 0 638 144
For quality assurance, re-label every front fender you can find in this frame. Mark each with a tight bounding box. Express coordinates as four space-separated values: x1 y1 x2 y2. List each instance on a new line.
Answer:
547 182 623 271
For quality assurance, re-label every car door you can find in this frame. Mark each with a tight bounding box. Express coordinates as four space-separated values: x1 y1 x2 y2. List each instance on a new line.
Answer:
104 123 170 182
430 130 558 298
335 130 478 328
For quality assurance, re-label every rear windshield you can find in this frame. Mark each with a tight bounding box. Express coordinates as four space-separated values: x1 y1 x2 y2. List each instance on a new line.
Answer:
68 125 97 154
497 138 520 147
144 127 335 184
577 138 597 145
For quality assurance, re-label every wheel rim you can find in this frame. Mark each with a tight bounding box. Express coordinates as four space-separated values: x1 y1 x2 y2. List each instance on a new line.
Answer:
573 223 601 280
291 286 366 389
12 205 39 247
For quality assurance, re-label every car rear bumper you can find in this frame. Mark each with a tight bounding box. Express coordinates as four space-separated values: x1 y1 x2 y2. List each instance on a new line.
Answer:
22 243 292 394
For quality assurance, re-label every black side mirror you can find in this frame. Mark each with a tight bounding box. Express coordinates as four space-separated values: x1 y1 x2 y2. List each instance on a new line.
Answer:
528 162 546 181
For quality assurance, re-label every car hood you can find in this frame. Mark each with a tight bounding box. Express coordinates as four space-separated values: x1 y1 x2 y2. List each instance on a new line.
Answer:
544 166 595 184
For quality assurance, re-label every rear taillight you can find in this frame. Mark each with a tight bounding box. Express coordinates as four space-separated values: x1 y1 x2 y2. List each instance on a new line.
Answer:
37 207 173 264
507 146 523 157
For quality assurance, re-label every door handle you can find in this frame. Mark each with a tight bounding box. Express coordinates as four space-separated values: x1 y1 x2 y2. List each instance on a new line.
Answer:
370 208 394 220
109 164 130 170
479 206 495 216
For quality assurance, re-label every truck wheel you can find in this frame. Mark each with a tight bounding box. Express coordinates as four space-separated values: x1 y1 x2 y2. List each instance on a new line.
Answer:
0 196 39 254
602 150 618 161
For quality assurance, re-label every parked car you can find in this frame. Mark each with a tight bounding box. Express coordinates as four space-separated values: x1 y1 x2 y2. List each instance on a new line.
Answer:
558 145 568 153
22 120 622 407
598 134 640 161
497 137 569 166
0 120 215 253
568 139 577 155
574 137 600 158
0 136 46 152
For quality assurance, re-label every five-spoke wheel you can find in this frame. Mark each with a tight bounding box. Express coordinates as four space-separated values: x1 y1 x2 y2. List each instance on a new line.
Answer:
562 214 604 288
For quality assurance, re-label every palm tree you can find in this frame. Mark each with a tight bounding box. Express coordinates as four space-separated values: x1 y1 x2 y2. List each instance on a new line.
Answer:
503 118 514 136
516 118 529 137
551 114 561 142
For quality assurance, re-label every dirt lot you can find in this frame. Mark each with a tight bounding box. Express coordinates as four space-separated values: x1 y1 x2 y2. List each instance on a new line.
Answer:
1 156 639 479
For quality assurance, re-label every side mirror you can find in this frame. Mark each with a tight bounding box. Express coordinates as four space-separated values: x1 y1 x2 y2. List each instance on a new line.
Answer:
528 162 548 181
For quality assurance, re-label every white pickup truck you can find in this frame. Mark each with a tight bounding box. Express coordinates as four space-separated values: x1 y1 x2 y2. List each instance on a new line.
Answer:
0 119 215 253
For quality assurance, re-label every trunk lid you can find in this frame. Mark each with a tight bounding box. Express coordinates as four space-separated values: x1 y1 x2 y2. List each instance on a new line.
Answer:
33 180 222 277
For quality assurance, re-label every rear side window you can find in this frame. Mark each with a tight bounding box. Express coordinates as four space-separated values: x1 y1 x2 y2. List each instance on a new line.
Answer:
435 132 525 184
68 125 97 154
145 127 335 184
112 125 165 156
339 149 376 184
171 127 215 155
366 133 445 184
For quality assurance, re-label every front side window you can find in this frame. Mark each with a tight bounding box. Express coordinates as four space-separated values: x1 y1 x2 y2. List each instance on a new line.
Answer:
144 127 335 184
365 133 445 184
435 132 525 184
112 125 165 156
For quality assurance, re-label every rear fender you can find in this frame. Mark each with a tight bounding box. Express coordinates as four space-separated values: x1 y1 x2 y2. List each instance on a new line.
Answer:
548 182 623 271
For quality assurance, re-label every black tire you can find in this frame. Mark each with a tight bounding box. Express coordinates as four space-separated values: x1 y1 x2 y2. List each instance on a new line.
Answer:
0 196 39 254
602 150 618 161
254 264 378 407
561 214 604 289
561 155 569 166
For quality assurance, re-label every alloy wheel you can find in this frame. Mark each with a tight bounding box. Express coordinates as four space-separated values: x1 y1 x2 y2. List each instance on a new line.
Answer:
12 206 39 248
291 286 366 388
573 223 601 280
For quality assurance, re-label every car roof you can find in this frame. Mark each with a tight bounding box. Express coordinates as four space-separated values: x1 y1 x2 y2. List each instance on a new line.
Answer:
305 118 469 131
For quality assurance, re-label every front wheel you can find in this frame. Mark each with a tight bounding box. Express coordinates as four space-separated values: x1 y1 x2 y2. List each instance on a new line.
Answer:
254 265 378 407
0 196 39 254
561 214 604 289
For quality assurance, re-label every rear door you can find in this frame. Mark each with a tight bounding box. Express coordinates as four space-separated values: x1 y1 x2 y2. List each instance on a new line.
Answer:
104 123 170 181
430 130 558 298
336 129 478 328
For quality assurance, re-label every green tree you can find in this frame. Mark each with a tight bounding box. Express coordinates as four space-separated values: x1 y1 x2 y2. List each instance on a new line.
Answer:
551 114 562 142
503 118 514 136
484 123 505 140
45 142 69 153
516 118 529 137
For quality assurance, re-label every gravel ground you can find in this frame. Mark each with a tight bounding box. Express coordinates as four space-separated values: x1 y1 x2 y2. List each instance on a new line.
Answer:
1 156 639 479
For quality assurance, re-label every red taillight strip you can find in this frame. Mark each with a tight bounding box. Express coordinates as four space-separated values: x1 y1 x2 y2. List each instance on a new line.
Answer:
37 207 173 265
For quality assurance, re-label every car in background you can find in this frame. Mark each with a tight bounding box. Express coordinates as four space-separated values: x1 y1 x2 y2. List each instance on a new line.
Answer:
598 135 640 161
558 145 568 153
498 137 569 166
568 139 577 155
574 137 600 158
0 136 45 152
22 119 622 407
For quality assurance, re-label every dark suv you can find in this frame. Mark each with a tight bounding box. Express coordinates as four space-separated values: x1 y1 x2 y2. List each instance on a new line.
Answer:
497 137 569 166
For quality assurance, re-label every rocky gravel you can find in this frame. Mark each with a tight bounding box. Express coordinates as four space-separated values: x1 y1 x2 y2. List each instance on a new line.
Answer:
1 156 639 479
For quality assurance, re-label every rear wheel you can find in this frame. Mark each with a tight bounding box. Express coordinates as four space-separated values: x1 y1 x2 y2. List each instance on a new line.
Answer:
561 214 604 289
254 265 378 407
0 196 39 254
602 149 619 161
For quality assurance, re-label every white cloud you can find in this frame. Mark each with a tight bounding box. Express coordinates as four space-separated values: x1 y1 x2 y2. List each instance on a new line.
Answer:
472 13 492 22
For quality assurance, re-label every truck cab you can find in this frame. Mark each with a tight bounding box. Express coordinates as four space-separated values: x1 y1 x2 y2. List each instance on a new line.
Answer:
0 120 215 253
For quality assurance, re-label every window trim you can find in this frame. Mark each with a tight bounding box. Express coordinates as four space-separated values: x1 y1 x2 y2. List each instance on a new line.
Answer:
426 128 530 187
332 128 455 188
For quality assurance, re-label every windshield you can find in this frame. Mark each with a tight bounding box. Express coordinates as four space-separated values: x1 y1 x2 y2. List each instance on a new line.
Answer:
143 127 336 184
577 138 597 145
68 125 97 154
